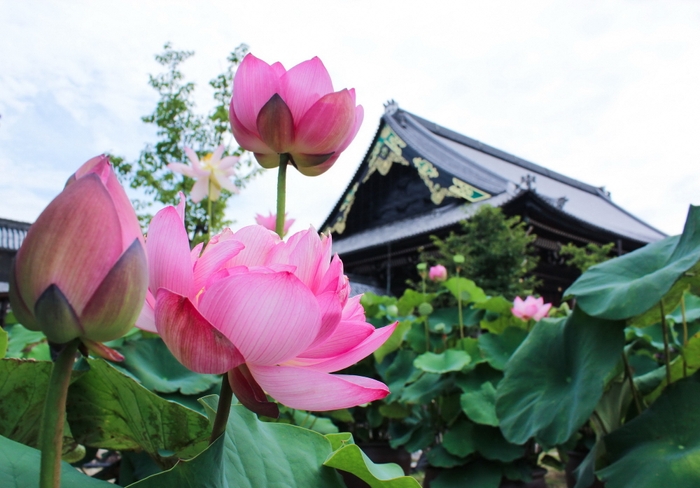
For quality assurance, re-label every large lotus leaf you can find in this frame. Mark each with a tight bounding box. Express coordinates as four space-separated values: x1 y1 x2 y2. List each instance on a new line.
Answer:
374 320 413 364
478 327 528 371
0 358 83 450
400 373 450 404
405 321 444 354
496 309 625 445
431 459 502 488
472 424 525 462
377 349 421 402
324 436 420 487
0 434 112 488
442 419 477 457
114 338 220 395
644 329 700 402
443 277 487 304
202 397 344 487
0 328 7 359
5 324 50 360
66 358 210 467
461 381 499 426
428 307 459 334
667 293 700 325
565 205 700 321
397 289 436 316
427 445 464 468
413 349 471 373
597 372 700 488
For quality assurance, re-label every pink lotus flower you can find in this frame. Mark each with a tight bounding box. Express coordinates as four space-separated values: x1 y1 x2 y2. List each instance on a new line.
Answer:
9 156 148 344
255 212 295 237
511 296 552 321
229 53 363 177
168 146 239 203
136 198 395 414
429 265 448 282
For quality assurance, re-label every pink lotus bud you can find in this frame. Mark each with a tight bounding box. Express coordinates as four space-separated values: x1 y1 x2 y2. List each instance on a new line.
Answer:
136 199 395 415
9 156 148 344
229 54 364 177
429 265 448 282
511 296 552 321
255 212 295 236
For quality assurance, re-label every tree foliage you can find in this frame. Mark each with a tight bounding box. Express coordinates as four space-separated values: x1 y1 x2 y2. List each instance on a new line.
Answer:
421 206 539 299
113 43 261 244
560 241 615 272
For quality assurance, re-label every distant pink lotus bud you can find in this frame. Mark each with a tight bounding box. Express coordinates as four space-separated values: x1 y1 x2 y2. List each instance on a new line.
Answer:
229 53 364 177
429 265 448 282
168 145 239 203
255 212 295 236
9 156 148 344
511 296 552 321
136 198 395 415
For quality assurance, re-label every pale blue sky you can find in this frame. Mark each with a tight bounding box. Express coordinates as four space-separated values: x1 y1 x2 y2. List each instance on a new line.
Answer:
1 0 699 235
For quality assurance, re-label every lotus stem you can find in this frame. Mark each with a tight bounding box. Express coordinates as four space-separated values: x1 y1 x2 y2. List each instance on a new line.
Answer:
682 295 688 378
660 302 672 386
622 351 643 415
210 374 233 444
39 338 80 488
456 268 464 339
275 155 289 238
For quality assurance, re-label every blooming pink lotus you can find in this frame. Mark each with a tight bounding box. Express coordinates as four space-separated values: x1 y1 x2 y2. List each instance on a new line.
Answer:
429 265 448 282
168 146 239 203
9 156 148 344
136 198 395 413
511 296 552 321
255 212 295 237
229 53 363 177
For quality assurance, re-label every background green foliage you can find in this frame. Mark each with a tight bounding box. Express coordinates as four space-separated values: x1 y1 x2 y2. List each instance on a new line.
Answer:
421 206 539 299
559 241 615 273
113 43 262 244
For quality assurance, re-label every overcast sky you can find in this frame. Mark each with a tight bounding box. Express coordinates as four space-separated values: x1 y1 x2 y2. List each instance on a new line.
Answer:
1 0 699 236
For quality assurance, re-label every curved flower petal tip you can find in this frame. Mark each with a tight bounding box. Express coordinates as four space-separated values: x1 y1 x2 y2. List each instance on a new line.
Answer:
248 364 390 411
230 53 362 176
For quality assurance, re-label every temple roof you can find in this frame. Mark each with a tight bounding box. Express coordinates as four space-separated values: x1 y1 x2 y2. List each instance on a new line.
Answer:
322 103 666 249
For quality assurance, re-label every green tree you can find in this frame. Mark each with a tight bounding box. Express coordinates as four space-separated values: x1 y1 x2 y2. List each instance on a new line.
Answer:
113 43 261 244
421 205 539 299
559 241 615 272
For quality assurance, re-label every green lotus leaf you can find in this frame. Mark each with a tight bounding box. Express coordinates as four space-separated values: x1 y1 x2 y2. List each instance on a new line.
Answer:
66 358 210 468
374 320 412 364
400 373 450 404
565 205 700 322
431 459 502 488
413 349 471 374
598 372 700 488
114 337 220 395
442 419 477 457
478 327 528 371
0 328 6 359
397 289 436 316
0 435 112 487
461 381 499 426
427 445 464 468
496 308 625 445
443 277 487 304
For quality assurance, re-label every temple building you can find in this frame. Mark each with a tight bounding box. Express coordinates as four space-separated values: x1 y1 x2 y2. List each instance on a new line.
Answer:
321 102 665 301
0 218 30 326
